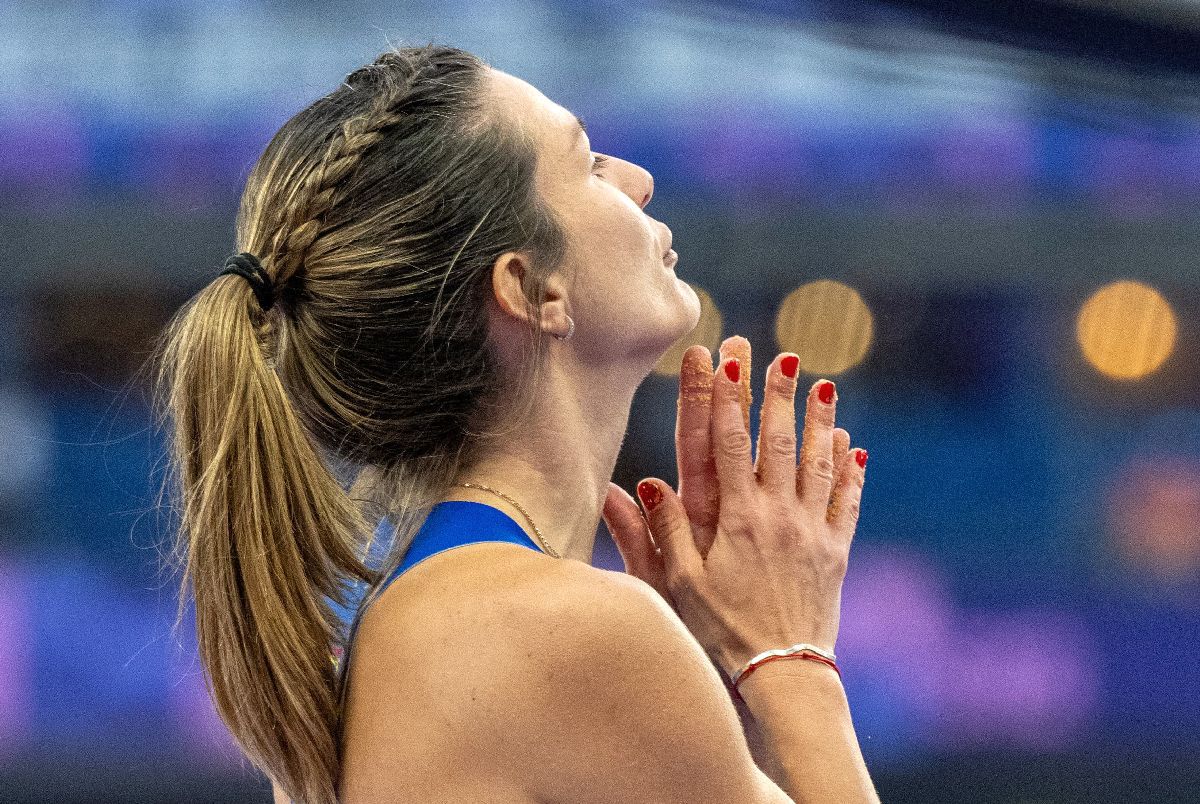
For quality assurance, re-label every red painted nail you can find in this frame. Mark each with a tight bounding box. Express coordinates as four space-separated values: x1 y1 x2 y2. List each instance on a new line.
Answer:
818 381 835 404
856 449 868 469
781 355 799 379
724 358 740 383
637 481 662 512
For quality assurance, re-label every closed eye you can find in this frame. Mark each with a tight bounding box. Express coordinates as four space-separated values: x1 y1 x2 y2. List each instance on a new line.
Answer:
590 153 611 177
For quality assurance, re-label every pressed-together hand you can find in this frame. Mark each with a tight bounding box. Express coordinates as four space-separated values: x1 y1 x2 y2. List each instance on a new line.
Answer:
602 335 867 678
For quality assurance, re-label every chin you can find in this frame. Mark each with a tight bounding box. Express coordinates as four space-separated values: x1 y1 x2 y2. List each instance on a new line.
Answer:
677 279 702 329
655 287 703 353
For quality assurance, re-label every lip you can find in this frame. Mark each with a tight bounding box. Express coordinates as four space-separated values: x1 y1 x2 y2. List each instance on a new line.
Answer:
663 249 678 268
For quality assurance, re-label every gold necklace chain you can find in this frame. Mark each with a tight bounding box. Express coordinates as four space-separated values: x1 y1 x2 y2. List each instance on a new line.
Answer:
453 482 562 559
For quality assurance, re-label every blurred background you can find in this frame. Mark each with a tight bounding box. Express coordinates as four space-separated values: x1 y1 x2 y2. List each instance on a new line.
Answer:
2 0 1199 801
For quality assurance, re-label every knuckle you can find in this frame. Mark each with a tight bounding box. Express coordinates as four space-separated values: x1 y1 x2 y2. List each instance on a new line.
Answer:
721 509 761 541
843 499 861 523
720 429 752 458
776 516 805 542
804 454 836 481
818 539 850 572
765 430 796 457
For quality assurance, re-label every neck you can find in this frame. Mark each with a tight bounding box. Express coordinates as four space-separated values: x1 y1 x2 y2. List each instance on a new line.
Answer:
441 356 645 563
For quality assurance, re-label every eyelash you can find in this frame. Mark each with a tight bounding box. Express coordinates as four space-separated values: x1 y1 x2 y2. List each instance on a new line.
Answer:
590 154 611 176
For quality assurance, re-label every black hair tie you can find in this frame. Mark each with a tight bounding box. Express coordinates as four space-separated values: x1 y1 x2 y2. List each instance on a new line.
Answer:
218 252 276 312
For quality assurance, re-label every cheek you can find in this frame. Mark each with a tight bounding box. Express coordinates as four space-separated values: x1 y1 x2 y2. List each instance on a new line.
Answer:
573 199 652 260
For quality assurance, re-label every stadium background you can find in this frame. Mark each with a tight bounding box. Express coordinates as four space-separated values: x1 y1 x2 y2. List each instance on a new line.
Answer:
1 1 1198 801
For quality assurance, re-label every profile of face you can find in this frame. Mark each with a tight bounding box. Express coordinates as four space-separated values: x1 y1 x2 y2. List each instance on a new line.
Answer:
485 68 702 367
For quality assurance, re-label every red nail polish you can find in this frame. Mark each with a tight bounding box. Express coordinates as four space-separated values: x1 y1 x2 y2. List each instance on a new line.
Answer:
724 358 740 383
781 355 799 379
637 481 662 511
856 450 868 469
818 381 835 404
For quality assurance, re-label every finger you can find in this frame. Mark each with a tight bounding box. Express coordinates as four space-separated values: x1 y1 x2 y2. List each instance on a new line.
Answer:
719 335 753 435
711 355 756 506
828 427 850 506
828 447 867 533
796 378 838 514
603 482 670 596
603 482 656 576
676 346 718 531
754 353 800 491
635 478 702 582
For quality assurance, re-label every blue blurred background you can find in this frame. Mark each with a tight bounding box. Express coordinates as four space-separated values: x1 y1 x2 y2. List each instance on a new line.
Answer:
2 0 1199 801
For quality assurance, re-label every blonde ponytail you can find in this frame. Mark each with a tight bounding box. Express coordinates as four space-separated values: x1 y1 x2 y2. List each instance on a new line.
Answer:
153 275 372 803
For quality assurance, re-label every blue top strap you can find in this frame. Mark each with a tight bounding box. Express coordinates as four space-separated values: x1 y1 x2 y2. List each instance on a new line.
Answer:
381 499 543 589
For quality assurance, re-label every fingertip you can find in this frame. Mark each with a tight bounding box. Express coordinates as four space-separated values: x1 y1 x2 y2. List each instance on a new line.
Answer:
681 344 714 374
808 378 836 406
721 334 749 350
832 428 851 454
636 479 664 513
601 484 632 525
605 481 629 503
779 353 800 380
721 356 740 384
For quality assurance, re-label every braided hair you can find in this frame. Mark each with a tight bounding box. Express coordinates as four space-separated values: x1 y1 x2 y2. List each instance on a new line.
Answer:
266 54 427 292
151 43 568 804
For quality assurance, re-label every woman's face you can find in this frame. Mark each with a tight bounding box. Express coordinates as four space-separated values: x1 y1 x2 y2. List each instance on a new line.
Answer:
486 68 701 361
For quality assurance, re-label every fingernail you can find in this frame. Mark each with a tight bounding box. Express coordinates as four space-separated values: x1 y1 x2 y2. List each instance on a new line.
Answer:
856 449 868 469
781 355 799 379
817 381 835 404
637 481 662 512
724 358 740 383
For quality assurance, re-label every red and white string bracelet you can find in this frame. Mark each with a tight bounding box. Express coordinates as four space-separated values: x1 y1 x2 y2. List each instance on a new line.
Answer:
730 643 841 701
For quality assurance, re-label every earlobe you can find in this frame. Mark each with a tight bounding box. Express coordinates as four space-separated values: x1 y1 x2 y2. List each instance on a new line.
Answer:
491 252 574 340
539 274 574 341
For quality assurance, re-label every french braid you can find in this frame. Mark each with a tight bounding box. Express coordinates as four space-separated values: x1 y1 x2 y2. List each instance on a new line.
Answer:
267 54 427 287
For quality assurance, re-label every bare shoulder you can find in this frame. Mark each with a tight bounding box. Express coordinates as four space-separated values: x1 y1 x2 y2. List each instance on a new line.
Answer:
343 551 787 803
504 562 786 803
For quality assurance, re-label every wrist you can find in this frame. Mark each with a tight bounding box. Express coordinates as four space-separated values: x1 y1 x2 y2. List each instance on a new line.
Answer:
734 652 846 708
720 641 837 677
729 643 840 696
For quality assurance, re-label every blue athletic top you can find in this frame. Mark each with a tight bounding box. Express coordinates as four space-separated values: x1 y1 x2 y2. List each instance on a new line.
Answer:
382 499 544 584
334 501 543 680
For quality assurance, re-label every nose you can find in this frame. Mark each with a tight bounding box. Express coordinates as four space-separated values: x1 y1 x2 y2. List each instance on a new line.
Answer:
611 157 655 209
639 171 654 208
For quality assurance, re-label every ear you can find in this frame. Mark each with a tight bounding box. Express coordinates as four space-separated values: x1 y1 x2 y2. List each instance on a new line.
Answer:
491 251 571 334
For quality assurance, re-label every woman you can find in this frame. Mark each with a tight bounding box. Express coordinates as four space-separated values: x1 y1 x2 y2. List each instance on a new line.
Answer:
152 43 877 803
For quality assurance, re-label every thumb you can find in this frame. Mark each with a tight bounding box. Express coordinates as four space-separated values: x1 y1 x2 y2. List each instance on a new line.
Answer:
633 478 702 581
602 481 658 581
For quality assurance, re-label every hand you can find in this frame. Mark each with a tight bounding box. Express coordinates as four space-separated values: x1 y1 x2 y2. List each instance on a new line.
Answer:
602 336 867 674
602 336 852 610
